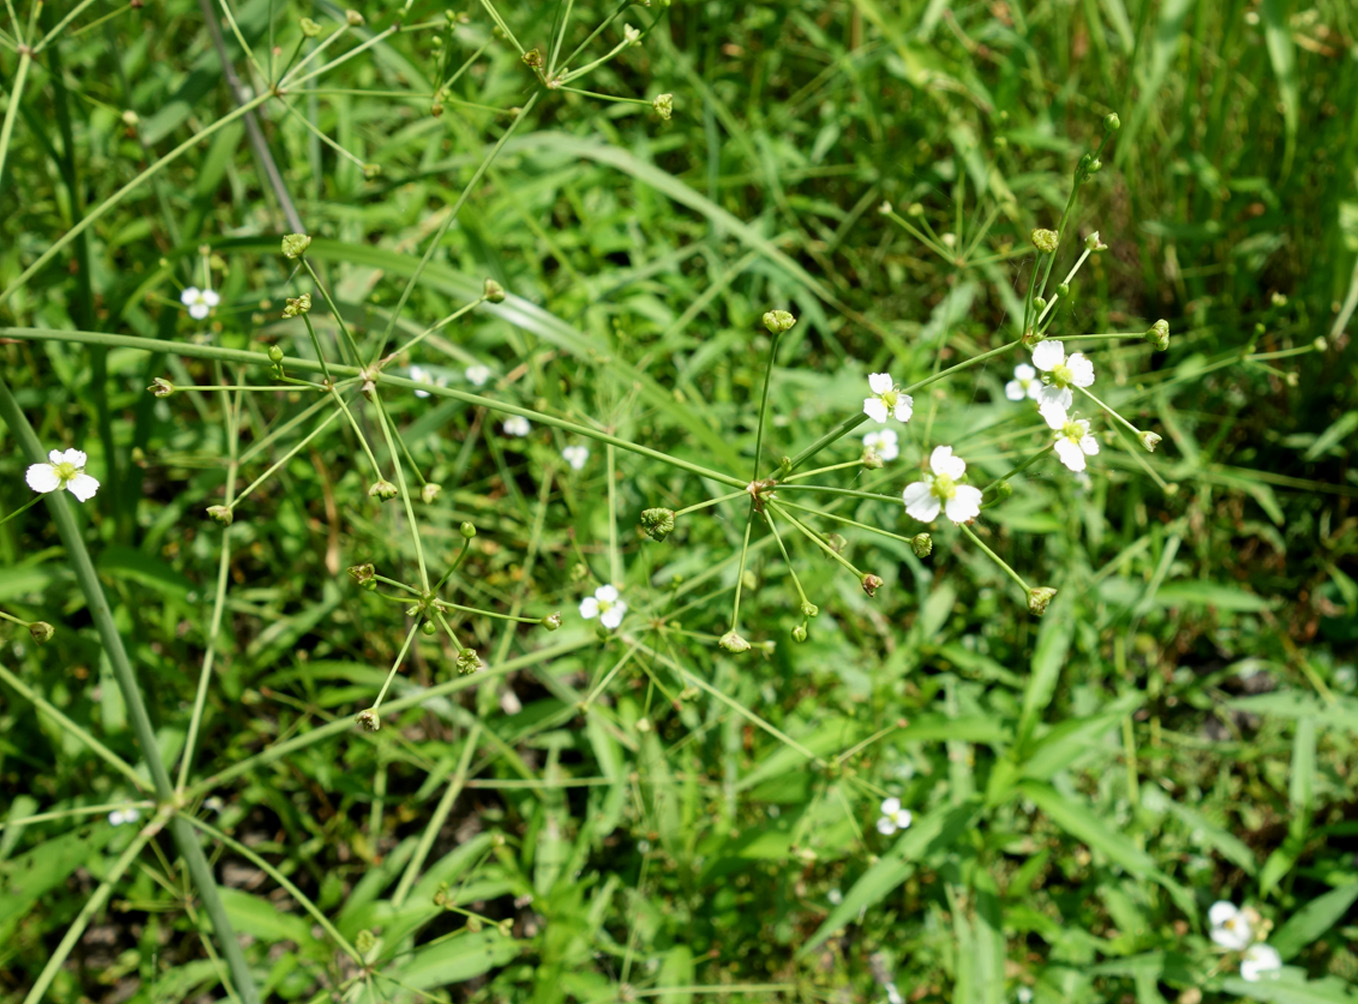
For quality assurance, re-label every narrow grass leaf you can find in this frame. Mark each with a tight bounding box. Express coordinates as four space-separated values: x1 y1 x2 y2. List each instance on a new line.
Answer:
1270 883 1358 961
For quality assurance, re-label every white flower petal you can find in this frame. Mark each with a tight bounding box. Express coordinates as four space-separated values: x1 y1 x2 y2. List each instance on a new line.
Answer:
903 482 940 522
892 395 914 422
863 398 888 424
1038 385 1074 412
1015 363 1036 381
1031 339 1065 371
181 287 200 306
1067 352 1095 387
929 445 966 480
47 449 65 464
202 289 220 307
1081 432 1100 456
26 463 61 493
868 372 895 395
945 485 983 523
58 449 87 467
600 602 627 630
880 797 901 815
879 440 900 461
1240 943 1282 982
876 816 897 836
1208 901 1240 928
1054 438 1087 472
595 584 619 603
465 364 491 386
189 302 209 320
1005 380 1026 402
892 809 912 828
1039 400 1068 429
579 597 600 619
65 473 101 502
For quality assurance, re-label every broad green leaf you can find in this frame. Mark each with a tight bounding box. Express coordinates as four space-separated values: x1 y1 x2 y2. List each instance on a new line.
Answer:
1270 883 1358 960
655 945 695 1004
219 887 319 950
1220 974 1358 1004
0 826 113 941
1259 0 1300 178
1141 787 1257 876
1017 597 1075 751
391 929 522 989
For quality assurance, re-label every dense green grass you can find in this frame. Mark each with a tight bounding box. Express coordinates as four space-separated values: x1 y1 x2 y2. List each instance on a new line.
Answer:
2 1 1357 1002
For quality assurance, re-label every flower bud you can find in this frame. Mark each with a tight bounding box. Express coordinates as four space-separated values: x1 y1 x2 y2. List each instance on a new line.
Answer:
1021 327 1041 349
206 504 234 526
541 611 562 631
362 163 381 180
1138 430 1162 453
483 278 506 303
762 309 796 334
148 377 175 397
281 233 311 259
718 631 751 654
908 202 924 217
861 449 884 470
1313 336 1328 352
861 573 884 598
791 624 808 643
456 648 481 675
121 109 139 127
282 293 311 318
1057 283 1070 298
1104 112 1121 133
421 482 442 504
878 201 892 215
623 24 641 45
356 709 380 731
1087 157 1102 174
368 479 398 501
268 345 285 363
640 507 676 541
421 620 437 636
460 521 477 538
825 533 847 554
29 621 55 644
1033 296 1047 312
347 562 375 584
652 93 673 120
522 48 543 68
355 929 376 954
300 16 321 36
1027 587 1058 616
1146 319 1169 351
911 533 933 558
635 716 651 733
799 601 819 618
1085 231 1108 252
1030 228 1059 253
345 9 364 26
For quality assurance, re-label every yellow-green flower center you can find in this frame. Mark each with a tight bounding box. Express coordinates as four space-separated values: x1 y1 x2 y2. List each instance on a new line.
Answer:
1061 421 1084 442
53 461 79 482
931 473 957 500
880 388 899 409
1051 363 1073 387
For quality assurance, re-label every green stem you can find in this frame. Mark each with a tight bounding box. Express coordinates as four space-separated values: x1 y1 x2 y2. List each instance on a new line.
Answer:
371 619 423 712
765 501 862 578
751 330 783 481
759 509 812 611
775 484 900 505
0 377 261 1004
674 489 746 517
1076 384 1142 437
981 443 1055 494
727 511 756 633
607 443 621 585
957 522 1030 595
390 723 482 907
0 49 31 194
371 395 430 590
0 493 43 528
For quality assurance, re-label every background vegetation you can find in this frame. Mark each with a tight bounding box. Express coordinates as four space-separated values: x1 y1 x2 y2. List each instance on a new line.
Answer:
2 0 1356 1002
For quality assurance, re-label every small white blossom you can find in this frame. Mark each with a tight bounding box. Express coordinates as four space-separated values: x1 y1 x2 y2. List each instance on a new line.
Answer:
1015 989 1034 1004
1208 901 1254 951
876 797 912 835
863 428 899 461
1030 339 1095 412
580 584 627 630
862 372 913 424
409 364 446 398
1041 407 1100 472
1240 943 1282 982
1005 362 1041 402
465 364 492 387
26 449 101 502
827 888 843 905
180 286 220 320
108 808 141 826
562 444 590 470
503 415 531 437
902 446 983 524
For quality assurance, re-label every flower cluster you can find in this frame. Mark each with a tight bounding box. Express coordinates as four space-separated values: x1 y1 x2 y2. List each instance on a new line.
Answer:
1209 901 1282 982
1003 339 1102 474
876 797 912 835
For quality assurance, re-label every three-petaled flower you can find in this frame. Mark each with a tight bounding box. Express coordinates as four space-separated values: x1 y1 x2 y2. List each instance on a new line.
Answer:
180 286 220 320
902 446 982 524
503 416 531 437
1240 943 1282 983
1208 901 1254 951
1005 363 1041 402
1031 339 1095 412
876 797 912 835
580 584 627 630
409 364 446 398
562 445 590 470
26 449 101 502
863 373 913 424
863 428 899 461
1042 408 1101 472
465 364 492 387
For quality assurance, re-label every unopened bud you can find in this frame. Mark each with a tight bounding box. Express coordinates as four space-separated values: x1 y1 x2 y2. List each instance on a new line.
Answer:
541 612 562 631
1033 296 1047 311
1085 231 1108 252
206 504 233 526
878 201 892 215
1104 112 1121 133
1138 430 1162 453
421 620 437 636
300 16 321 36
1031 228 1059 253
29 621 55 644
421 482 442 504
825 533 847 554
522 48 543 68
1021 327 1041 349
762 309 796 334
1146 318 1169 351
861 449 884 470
799 601 819 618
368 480 398 501
640 507 676 541
1027 587 1058 616
1056 283 1070 298
908 202 924 217
791 624 808 643
357 709 380 731
282 292 311 318
347 562 375 584
268 345 285 363
355 930 376 954
121 109 139 127
719 631 751 654
623 24 641 45
911 533 933 558
483 278 506 303
148 377 175 397
345 9 364 26
460 521 476 538
861 574 884 598
635 716 651 733
362 163 381 180
281 232 311 259
652 93 673 120
456 648 481 675
1313 337 1328 352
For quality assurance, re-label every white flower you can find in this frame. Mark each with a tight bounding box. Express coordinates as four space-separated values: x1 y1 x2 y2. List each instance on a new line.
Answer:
562 444 590 470
579 584 627 630
1208 901 1254 951
827 888 843 905
26 449 101 502
902 446 983 524
863 428 899 461
875 797 912 836
1030 339 1095 412
465 364 492 387
409 364 446 399
1015 989 1034 1004
1240 943 1282 982
108 808 140 826
1041 408 1100 473
1005 362 1041 402
503 415 531 437
180 286 220 320
862 372 913 424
